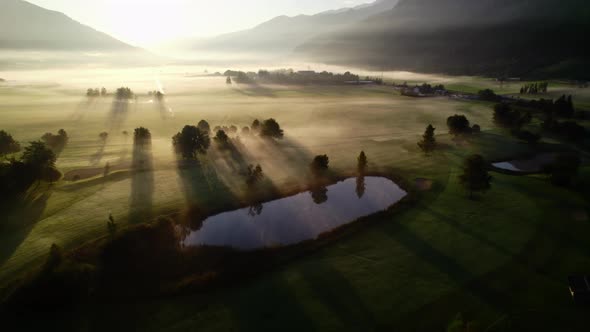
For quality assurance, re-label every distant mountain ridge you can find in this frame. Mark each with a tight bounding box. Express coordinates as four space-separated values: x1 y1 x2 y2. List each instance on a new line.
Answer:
0 0 135 51
297 0 590 78
190 0 399 53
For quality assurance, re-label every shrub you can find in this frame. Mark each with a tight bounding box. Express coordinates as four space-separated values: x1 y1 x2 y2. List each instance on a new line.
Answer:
447 115 471 136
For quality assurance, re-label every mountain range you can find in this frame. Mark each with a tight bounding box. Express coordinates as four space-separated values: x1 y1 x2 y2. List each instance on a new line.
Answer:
1 0 588 78
296 0 590 78
188 0 399 54
0 0 135 51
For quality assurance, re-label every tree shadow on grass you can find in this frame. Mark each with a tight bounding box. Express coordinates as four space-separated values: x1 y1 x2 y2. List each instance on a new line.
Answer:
176 157 237 230
382 221 505 311
128 143 154 224
89 141 107 166
299 258 376 330
108 99 129 131
0 191 52 267
232 84 276 98
226 272 318 332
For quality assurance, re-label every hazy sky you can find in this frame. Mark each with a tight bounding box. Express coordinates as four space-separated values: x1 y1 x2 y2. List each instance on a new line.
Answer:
26 0 374 46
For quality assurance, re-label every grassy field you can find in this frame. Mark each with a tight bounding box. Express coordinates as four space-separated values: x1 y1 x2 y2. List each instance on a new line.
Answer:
1 69 589 331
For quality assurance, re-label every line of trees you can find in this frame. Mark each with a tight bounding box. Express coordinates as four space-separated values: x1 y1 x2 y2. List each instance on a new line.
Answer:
224 69 363 85
520 82 548 95
86 87 107 97
493 103 539 144
512 95 575 118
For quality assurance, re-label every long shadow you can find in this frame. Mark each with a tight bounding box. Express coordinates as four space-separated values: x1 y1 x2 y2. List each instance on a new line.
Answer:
108 99 129 131
226 272 318 332
0 191 51 267
128 142 154 224
70 96 105 122
424 205 566 286
89 140 107 166
176 156 237 230
232 84 276 98
382 221 505 311
299 258 376 330
212 139 252 176
154 96 174 120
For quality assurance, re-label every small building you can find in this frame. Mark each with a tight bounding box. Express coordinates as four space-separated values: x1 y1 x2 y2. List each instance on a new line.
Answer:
568 276 590 303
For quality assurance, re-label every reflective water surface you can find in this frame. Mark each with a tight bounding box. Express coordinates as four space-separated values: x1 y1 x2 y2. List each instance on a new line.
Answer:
492 153 556 173
183 177 407 250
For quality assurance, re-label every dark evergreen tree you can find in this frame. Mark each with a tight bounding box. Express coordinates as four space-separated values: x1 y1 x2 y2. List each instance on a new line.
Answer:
357 151 368 173
418 124 437 153
459 154 492 199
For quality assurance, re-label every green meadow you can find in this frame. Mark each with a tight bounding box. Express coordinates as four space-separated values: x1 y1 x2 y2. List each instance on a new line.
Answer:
1 70 589 330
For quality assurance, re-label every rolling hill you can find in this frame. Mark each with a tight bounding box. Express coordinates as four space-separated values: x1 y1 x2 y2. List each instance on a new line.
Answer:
296 0 590 78
0 0 135 51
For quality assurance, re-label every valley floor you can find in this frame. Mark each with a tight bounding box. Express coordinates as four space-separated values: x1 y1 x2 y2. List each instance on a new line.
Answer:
1 71 589 331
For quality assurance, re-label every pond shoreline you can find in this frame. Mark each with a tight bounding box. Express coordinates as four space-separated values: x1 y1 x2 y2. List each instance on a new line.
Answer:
4 170 418 305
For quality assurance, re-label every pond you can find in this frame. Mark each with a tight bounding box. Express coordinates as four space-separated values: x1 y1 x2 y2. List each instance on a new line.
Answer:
183 177 407 250
492 153 556 173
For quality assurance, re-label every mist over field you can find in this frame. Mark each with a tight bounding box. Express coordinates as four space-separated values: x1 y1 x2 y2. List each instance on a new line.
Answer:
1 1 590 331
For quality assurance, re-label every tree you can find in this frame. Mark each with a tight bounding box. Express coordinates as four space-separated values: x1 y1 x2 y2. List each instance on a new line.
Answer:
101 87 107 96
418 124 437 153
226 76 232 84
241 126 250 136
42 129 69 151
311 155 329 173
115 87 134 100
104 162 111 177
229 125 238 134
357 151 368 173
172 125 210 159
197 120 211 134
447 115 471 136
99 132 109 142
134 127 152 147
459 154 491 199
251 119 261 133
44 244 64 272
22 141 57 173
43 167 62 183
213 130 230 148
472 124 481 133
478 89 500 102
246 164 264 186
260 118 284 139
546 153 581 186
0 130 21 157
493 103 526 128
107 214 117 238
